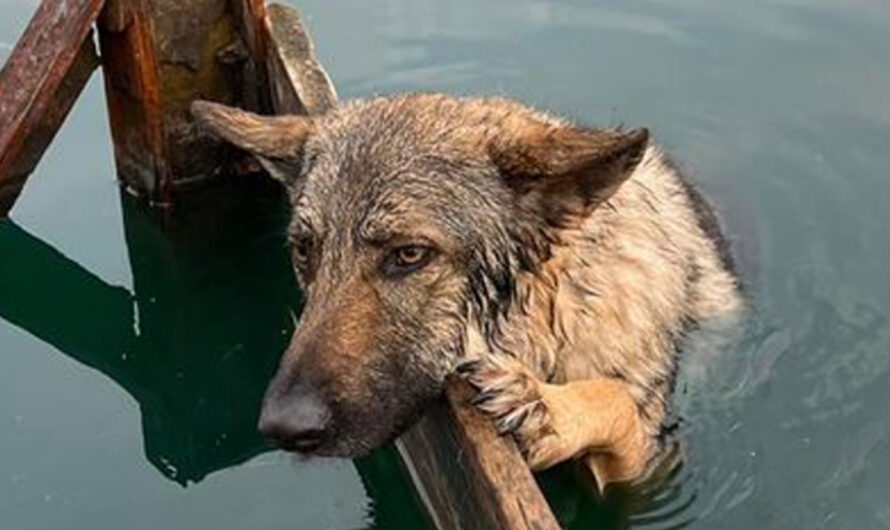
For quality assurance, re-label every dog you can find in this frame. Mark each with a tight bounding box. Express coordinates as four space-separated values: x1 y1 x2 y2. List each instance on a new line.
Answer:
191 93 742 488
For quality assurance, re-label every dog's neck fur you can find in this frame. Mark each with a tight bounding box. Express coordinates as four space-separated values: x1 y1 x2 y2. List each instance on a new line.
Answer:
475 146 742 433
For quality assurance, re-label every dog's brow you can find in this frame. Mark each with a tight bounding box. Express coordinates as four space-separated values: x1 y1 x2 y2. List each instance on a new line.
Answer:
358 208 450 251
361 229 439 250
357 214 397 245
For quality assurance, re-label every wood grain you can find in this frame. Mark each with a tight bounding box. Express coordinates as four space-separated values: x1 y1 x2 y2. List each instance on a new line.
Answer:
263 3 337 115
397 377 561 530
97 0 168 201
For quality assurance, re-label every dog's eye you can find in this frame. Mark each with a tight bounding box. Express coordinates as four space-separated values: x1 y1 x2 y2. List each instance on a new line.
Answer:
397 246 426 265
383 245 435 277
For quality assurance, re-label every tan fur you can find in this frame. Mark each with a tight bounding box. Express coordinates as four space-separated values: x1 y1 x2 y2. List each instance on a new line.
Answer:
287 275 381 401
466 146 742 487
460 355 652 487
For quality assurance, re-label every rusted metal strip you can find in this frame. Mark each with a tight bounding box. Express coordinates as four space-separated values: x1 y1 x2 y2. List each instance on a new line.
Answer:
0 0 105 216
96 0 168 202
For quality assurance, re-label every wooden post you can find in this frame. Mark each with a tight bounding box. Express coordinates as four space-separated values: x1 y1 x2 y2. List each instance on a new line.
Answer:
96 0 271 204
397 379 561 530
263 3 336 116
258 5 560 529
0 0 104 216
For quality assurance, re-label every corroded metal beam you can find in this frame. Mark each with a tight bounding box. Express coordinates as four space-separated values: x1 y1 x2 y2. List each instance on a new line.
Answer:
0 0 104 216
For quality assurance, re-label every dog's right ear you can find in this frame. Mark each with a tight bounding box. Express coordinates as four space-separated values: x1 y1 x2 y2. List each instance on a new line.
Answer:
489 119 648 228
191 100 315 183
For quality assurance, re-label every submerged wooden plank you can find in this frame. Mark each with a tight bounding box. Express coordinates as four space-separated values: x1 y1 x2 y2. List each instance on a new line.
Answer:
397 378 561 530
260 6 559 528
263 3 337 115
0 0 104 216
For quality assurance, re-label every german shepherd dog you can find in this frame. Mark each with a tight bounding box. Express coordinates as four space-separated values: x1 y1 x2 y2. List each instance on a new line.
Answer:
191 93 742 488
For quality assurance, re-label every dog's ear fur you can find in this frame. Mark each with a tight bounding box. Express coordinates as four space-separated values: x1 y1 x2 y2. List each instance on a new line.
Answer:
489 120 648 227
191 100 315 183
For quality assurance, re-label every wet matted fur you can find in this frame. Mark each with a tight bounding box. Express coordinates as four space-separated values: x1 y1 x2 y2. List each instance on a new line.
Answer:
191 93 743 488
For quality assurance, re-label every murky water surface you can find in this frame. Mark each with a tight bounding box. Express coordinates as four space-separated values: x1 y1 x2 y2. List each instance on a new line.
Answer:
2 0 890 528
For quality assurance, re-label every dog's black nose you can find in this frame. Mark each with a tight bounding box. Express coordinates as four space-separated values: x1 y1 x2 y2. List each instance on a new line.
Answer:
258 383 331 452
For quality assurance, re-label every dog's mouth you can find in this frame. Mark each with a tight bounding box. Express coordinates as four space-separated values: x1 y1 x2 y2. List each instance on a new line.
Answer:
276 434 325 454
268 395 438 458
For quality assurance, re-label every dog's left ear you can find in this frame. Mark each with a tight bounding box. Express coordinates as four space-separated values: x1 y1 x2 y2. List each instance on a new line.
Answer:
191 100 316 183
490 121 648 227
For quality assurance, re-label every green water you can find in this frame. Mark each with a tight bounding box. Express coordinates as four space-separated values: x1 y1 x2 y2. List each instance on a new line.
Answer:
2 0 890 529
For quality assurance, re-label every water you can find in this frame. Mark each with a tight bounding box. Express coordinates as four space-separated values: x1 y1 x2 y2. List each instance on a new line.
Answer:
2 0 889 528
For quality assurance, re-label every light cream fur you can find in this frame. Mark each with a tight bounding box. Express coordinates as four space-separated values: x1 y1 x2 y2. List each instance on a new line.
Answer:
467 145 742 488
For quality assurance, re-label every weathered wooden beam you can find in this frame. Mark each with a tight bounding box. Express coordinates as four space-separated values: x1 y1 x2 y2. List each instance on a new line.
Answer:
97 0 271 204
255 5 561 528
0 0 104 216
397 379 561 530
263 3 337 116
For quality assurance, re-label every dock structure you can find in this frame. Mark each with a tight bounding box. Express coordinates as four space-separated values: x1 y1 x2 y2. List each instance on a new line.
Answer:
0 2 562 528
96 0 270 201
0 0 103 215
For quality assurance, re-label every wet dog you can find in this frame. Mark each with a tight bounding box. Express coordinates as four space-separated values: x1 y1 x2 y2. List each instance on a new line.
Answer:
191 93 742 487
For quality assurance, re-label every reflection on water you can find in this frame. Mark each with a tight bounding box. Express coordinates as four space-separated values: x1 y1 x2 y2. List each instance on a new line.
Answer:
0 180 430 529
3 0 890 528
2 182 296 484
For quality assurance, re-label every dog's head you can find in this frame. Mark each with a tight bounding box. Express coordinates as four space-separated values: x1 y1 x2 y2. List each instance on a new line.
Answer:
192 94 647 456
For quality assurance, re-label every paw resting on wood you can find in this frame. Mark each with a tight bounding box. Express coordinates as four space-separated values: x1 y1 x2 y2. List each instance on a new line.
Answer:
457 357 655 488
456 357 581 471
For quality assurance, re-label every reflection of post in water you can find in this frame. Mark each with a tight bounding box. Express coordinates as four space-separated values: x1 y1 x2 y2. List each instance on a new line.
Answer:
0 178 298 483
118 178 302 483
0 178 430 528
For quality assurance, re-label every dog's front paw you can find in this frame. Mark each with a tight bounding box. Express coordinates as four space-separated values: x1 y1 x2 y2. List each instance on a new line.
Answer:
456 358 571 469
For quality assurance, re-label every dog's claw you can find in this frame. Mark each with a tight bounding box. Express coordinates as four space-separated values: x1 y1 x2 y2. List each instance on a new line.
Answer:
495 406 530 434
455 359 482 375
462 357 556 466
470 388 498 406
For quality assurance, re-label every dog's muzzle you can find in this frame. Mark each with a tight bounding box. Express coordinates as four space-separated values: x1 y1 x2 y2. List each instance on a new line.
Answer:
258 381 332 453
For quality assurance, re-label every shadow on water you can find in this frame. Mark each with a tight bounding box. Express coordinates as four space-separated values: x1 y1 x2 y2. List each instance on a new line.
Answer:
0 177 430 529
